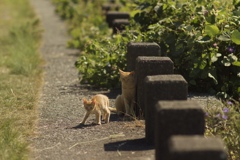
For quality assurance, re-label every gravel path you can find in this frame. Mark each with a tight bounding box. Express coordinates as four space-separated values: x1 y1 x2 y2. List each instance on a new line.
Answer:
29 0 154 160
29 0 220 159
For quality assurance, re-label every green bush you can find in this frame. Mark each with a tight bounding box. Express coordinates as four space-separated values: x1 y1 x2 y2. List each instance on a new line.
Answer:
74 31 143 88
53 0 142 88
74 37 126 88
53 0 240 99
52 0 78 19
52 0 110 50
133 0 240 99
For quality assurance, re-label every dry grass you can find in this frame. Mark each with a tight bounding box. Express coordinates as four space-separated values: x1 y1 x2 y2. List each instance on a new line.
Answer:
0 0 42 159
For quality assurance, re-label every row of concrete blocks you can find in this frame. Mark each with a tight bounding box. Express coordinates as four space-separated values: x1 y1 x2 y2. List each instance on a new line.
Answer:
101 2 130 34
126 42 228 160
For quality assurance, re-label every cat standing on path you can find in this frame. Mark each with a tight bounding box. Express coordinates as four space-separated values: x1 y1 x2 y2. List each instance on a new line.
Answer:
80 94 111 125
114 69 136 116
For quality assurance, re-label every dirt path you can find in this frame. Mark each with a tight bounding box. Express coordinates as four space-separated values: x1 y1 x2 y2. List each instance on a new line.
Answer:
29 0 154 160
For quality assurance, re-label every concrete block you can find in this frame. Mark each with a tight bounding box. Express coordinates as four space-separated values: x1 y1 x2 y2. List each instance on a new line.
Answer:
135 56 174 117
166 135 228 160
144 75 188 144
155 101 205 160
126 42 161 71
112 19 130 34
102 3 120 13
106 11 130 27
109 0 115 3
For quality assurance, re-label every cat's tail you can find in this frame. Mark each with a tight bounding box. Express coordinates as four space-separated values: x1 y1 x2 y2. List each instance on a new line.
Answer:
108 107 117 113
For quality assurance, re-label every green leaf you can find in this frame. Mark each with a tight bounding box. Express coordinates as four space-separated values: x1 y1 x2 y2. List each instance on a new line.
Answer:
233 8 240 16
237 73 240 78
231 30 240 45
222 56 231 66
221 54 238 66
200 60 207 69
217 35 230 41
208 73 218 84
186 25 193 32
230 54 238 61
205 25 219 37
211 55 218 63
233 61 240 67
210 52 221 63
196 35 211 43
154 3 163 15
216 53 222 57
206 15 216 24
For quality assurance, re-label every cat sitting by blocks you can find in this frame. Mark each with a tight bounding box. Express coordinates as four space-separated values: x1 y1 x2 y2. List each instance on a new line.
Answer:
114 69 136 117
80 94 111 125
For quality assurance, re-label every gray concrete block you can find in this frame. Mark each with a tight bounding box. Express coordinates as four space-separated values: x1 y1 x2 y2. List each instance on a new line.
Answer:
112 19 130 34
144 75 188 145
109 0 115 3
154 101 205 160
166 135 228 160
126 42 161 71
102 3 120 13
135 56 174 117
106 11 130 27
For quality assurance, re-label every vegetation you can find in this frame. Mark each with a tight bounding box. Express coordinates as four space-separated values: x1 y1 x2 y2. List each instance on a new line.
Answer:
52 0 240 159
133 0 240 100
52 0 131 88
0 0 42 159
205 99 240 160
52 0 239 100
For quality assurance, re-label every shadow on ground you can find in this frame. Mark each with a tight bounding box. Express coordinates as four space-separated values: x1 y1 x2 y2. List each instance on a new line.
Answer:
104 138 154 151
69 114 122 129
59 83 121 99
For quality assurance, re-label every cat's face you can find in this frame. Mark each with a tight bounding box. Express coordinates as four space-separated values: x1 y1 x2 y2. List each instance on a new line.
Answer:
119 69 135 84
83 98 96 111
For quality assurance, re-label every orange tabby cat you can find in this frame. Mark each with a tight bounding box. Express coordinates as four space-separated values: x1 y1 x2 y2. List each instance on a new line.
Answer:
80 94 111 125
114 69 136 116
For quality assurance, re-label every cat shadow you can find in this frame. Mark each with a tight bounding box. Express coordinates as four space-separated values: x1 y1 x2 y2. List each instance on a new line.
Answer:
104 138 154 151
70 123 97 129
69 114 121 129
68 113 134 129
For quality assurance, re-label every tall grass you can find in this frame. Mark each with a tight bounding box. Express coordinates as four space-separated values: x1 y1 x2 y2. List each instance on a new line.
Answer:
7 19 42 76
0 0 42 159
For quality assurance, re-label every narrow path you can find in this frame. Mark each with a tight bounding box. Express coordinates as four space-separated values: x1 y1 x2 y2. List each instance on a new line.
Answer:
29 0 154 160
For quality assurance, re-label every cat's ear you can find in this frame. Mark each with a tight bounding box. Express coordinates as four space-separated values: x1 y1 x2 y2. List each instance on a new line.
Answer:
130 71 135 75
119 69 123 78
119 69 123 73
83 98 87 104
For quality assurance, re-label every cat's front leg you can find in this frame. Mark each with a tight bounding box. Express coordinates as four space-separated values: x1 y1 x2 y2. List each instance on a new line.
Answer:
115 95 125 116
104 109 110 123
124 98 131 116
102 112 106 121
94 110 101 125
80 112 90 124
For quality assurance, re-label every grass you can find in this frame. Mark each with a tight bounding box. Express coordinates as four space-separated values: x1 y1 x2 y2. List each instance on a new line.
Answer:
0 0 42 159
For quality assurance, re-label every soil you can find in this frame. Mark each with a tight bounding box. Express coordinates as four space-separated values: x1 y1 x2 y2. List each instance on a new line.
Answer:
29 0 217 160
